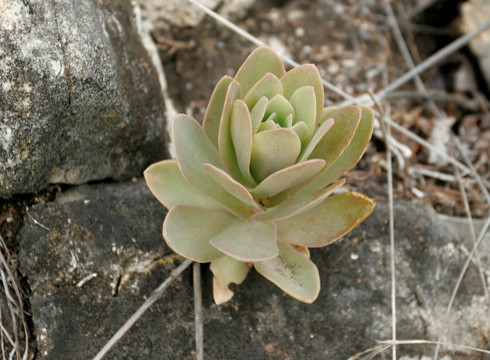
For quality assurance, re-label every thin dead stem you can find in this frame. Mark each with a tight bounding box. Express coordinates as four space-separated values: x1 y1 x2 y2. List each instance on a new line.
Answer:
433 215 490 359
454 168 489 301
376 19 490 100
0 236 29 360
350 339 490 359
193 262 204 360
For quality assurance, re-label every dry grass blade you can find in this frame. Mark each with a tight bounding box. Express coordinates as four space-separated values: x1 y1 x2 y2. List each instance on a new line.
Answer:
454 168 489 301
91 259 192 360
375 19 490 100
381 339 490 355
370 75 397 360
0 236 29 360
452 136 490 204
193 262 204 360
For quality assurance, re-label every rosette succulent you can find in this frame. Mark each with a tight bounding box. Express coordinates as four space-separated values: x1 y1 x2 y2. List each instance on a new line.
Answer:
145 46 375 304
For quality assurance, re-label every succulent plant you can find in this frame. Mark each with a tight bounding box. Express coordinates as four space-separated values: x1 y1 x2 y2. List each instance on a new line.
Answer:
144 46 375 304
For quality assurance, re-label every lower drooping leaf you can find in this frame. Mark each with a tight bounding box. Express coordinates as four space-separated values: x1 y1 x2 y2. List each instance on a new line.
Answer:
144 160 218 210
254 243 320 303
276 192 375 247
163 205 235 263
209 220 278 262
210 256 251 305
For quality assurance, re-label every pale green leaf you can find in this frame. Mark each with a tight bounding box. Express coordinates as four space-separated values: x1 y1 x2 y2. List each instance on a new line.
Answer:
264 94 294 127
258 119 279 132
144 160 218 209
163 205 234 262
281 64 324 123
243 73 283 109
289 86 316 141
283 114 294 128
290 121 308 143
250 128 301 183
254 243 320 303
203 75 233 148
211 256 251 304
203 163 260 210
250 159 326 199
209 220 278 261
230 100 256 185
276 192 375 247
173 114 251 218
250 96 268 135
253 178 345 222
318 106 337 126
218 81 247 184
299 106 374 196
235 46 286 96
298 118 334 162
308 106 361 167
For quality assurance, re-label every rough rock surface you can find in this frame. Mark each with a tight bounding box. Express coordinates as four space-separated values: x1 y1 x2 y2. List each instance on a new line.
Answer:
0 0 167 198
461 0 490 88
19 180 489 359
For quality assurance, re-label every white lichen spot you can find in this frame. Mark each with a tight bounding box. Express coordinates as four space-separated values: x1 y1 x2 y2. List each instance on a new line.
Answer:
22 97 30 109
68 251 77 272
51 60 63 77
23 83 32 93
2 80 13 91
0 126 13 152
350 253 359 260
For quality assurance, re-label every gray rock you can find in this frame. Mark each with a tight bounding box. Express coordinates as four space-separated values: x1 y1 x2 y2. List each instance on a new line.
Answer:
0 0 167 198
461 0 490 89
19 180 489 359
